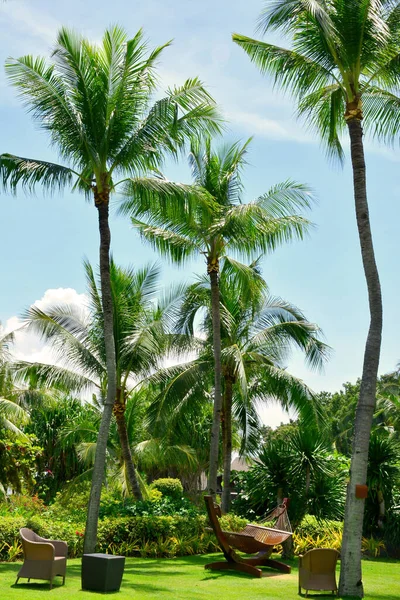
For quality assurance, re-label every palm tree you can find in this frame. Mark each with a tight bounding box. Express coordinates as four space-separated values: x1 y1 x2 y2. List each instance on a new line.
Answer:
0 329 29 436
120 137 314 496
0 25 220 551
174 265 329 511
233 2 400 594
14 260 179 501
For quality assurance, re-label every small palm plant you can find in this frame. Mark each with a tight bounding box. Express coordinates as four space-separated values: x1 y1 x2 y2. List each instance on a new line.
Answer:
0 25 220 551
233 2 400 594
120 137 314 496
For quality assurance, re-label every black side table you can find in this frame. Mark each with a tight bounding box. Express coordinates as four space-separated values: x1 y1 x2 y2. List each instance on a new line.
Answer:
82 553 125 592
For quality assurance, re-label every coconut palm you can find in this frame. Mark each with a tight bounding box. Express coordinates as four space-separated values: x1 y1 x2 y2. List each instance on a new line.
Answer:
0 25 220 551
233 2 400 594
179 266 328 511
14 260 180 502
57 386 199 495
120 137 314 497
147 263 329 511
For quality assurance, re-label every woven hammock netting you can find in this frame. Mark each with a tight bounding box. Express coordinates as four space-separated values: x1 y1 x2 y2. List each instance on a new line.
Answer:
238 502 292 546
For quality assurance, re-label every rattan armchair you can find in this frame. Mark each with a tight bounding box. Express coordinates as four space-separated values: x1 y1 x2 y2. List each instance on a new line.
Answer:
298 548 339 596
16 528 68 589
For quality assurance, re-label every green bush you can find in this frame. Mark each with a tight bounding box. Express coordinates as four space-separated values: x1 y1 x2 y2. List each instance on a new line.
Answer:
0 510 248 561
293 515 343 554
0 494 45 518
0 516 25 561
150 478 184 500
295 514 343 538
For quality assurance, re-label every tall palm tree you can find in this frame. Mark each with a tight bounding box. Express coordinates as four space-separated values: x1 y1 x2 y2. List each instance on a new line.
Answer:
174 265 328 511
233 2 400 594
0 25 220 551
14 260 178 501
120 137 314 496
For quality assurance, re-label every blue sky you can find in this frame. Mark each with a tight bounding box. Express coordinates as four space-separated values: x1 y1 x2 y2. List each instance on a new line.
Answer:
0 0 399 423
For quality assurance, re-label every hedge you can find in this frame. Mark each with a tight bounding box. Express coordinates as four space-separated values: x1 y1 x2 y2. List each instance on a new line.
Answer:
0 513 247 561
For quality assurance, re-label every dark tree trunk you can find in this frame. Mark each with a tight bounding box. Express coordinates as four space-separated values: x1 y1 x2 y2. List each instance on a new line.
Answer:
114 398 143 500
84 192 117 554
207 261 223 498
221 376 233 513
339 116 383 598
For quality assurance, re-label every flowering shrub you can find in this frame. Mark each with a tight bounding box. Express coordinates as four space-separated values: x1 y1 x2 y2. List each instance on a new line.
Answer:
0 436 42 494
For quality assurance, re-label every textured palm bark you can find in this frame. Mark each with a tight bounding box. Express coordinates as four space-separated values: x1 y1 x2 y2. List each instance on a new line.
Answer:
114 398 143 500
84 192 117 554
207 262 223 498
221 376 233 513
339 116 383 598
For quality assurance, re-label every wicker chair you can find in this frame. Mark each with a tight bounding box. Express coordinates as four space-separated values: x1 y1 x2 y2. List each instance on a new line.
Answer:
16 528 68 589
298 548 339 597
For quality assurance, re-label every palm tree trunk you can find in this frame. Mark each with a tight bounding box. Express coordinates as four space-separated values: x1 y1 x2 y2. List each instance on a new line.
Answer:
113 398 143 500
339 116 383 598
207 261 223 498
84 193 117 554
221 376 233 513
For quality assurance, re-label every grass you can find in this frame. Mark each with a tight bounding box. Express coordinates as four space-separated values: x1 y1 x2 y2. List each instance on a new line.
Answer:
0 554 399 599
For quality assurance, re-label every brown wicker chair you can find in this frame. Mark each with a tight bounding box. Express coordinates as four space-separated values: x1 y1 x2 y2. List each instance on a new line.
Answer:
204 495 292 578
298 548 339 597
16 528 68 589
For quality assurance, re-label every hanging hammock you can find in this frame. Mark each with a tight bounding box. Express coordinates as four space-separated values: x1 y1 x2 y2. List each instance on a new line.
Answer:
221 499 292 553
204 495 292 577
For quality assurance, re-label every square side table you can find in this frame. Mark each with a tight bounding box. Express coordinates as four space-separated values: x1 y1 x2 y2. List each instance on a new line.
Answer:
82 553 125 593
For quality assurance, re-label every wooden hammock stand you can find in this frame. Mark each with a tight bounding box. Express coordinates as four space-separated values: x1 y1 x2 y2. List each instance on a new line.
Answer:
204 495 292 578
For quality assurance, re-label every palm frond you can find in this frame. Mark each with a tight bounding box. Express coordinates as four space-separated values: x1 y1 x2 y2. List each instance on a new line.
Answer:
12 361 98 393
130 217 200 263
231 35 337 98
0 154 74 194
257 0 335 35
298 85 346 162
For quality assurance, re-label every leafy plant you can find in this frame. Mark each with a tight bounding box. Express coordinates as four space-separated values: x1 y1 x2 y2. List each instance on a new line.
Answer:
362 537 386 558
150 478 184 500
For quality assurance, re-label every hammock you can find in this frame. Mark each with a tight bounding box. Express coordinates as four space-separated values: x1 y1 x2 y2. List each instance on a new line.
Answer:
204 495 292 577
221 499 292 553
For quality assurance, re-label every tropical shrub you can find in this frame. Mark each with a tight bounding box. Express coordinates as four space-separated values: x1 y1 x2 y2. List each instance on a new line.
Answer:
232 433 347 526
0 494 45 518
150 478 184 500
361 537 386 558
0 436 42 494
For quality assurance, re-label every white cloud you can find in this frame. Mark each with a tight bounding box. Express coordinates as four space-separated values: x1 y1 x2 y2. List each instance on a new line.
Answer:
3 287 88 365
257 401 293 429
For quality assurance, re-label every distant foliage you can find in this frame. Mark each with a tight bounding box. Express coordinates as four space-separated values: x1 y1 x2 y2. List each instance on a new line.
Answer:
150 478 184 500
0 435 42 494
384 510 400 559
232 429 348 526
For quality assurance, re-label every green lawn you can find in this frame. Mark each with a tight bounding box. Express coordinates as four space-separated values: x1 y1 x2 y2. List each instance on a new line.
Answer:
0 554 398 599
